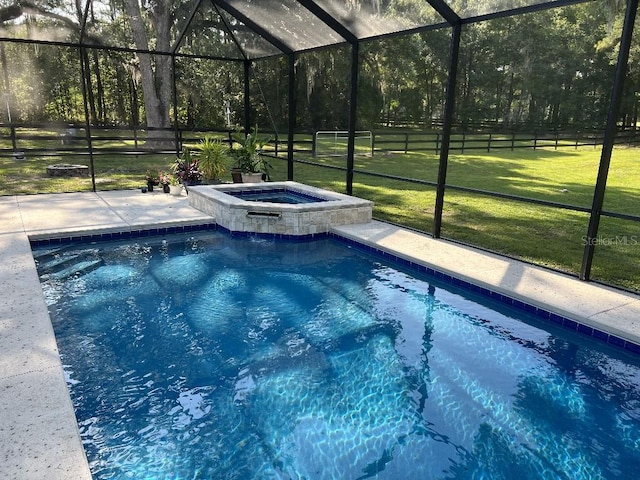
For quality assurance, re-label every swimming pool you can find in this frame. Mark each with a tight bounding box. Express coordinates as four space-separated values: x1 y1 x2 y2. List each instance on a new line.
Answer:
34 231 640 479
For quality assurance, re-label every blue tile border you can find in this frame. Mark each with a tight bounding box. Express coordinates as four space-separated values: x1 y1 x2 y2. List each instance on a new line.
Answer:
29 222 218 248
29 221 331 247
330 232 640 357
215 224 329 242
226 187 328 204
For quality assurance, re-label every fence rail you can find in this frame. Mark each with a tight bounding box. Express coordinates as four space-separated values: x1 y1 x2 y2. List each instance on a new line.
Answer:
369 128 640 155
1 123 639 159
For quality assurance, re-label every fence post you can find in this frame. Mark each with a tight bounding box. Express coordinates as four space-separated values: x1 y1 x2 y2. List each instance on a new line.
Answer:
435 132 440 154
0 44 21 158
78 47 96 192
371 132 375 157
487 133 491 153
555 130 559 150
404 132 409 154
461 132 465 154
575 130 579 150
511 131 515 151
533 131 537 150
312 133 317 157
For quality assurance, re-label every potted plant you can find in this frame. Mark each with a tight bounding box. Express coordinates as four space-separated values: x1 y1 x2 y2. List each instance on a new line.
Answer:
230 127 272 183
172 147 203 189
169 174 183 196
159 171 172 193
196 136 229 183
144 171 159 192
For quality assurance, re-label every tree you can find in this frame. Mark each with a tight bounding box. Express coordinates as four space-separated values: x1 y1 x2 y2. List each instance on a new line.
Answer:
121 0 172 143
0 0 178 142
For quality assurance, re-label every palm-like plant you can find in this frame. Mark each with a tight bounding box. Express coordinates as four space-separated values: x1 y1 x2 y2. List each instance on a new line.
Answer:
231 128 272 179
196 136 230 182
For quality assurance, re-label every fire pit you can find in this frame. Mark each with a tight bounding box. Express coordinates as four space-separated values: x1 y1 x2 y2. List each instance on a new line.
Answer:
46 164 89 177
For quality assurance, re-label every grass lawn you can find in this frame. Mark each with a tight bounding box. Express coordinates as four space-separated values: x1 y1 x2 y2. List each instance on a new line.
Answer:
0 153 181 194
1 142 638 291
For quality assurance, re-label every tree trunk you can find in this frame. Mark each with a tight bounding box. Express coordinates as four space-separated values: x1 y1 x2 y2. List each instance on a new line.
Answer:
92 50 106 123
81 48 97 123
130 75 140 126
121 0 174 148
528 95 537 125
503 70 515 127
115 61 128 122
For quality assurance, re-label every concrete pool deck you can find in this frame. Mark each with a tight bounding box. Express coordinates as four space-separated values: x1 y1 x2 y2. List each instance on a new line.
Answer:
1 189 639 479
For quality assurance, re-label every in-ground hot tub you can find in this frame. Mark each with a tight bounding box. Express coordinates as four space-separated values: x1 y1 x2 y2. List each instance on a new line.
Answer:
188 181 373 236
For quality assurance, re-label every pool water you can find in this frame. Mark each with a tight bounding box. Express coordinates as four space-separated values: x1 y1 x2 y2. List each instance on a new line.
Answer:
35 232 640 479
227 188 326 204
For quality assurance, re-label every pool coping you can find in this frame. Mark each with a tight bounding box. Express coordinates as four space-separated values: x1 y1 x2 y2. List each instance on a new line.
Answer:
1 189 640 479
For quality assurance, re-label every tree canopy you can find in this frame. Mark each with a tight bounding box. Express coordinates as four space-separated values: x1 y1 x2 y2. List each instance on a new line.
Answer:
0 1 635 134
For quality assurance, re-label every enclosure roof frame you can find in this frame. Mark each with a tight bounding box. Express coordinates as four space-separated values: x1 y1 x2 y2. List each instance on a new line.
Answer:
188 0 595 58
0 0 599 59
211 0 293 55
425 0 460 26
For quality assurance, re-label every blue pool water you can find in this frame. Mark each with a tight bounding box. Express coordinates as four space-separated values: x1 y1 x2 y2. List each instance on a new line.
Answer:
35 232 640 479
227 188 326 204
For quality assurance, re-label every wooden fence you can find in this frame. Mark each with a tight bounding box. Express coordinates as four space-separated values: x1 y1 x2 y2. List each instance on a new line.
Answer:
369 128 640 155
2 123 639 159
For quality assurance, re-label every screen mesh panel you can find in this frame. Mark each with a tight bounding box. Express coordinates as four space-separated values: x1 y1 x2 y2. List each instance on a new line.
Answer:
223 0 345 51
312 0 444 39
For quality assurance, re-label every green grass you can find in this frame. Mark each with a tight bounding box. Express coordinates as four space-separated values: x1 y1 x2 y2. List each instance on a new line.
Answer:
2 141 638 291
0 154 181 194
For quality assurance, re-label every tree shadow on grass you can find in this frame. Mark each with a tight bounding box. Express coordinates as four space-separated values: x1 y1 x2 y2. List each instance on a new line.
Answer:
443 192 587 259
351 181 635 288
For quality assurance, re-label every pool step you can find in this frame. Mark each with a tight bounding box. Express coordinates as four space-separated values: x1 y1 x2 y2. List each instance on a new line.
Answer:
31 246 71 264
37 253 83 273
48 259 104 281
34 246 104 280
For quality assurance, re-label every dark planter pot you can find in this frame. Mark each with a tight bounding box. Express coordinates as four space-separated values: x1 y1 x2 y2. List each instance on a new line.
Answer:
182 179 202 195
183 179 202 187
231 168 243 183
147 182 154 192
162 184 170 193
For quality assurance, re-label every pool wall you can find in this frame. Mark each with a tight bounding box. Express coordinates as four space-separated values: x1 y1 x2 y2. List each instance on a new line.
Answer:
187 181 373 236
